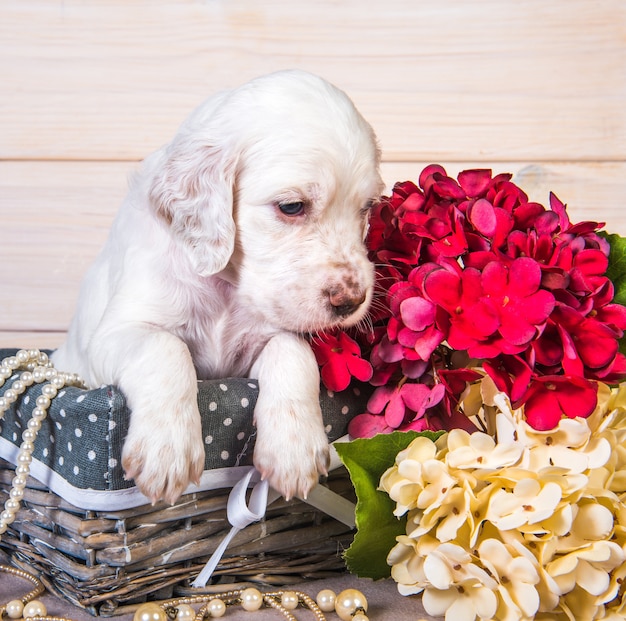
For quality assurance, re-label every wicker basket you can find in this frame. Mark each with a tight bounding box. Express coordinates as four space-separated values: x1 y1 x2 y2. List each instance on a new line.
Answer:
0 458 356 616
0 349 366 617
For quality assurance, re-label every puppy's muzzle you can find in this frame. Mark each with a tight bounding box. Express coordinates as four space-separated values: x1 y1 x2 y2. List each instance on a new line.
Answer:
329 290 367 317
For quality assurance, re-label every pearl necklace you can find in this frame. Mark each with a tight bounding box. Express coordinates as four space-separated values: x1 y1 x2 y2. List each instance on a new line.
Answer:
0 351 372 620
0 563 370 621
0 349 85 536
132 587 370 621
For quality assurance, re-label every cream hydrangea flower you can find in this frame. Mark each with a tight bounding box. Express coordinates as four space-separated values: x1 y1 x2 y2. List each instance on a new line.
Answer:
420 543 498 621
446 425 524 471
379 435 439 517
477 538 540 621
387 534 439 596
408 478 476 543
381 383 626 620
485 477 562 531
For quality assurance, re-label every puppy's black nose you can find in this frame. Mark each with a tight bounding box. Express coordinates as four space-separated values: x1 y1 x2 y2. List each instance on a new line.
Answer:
330 291 366 317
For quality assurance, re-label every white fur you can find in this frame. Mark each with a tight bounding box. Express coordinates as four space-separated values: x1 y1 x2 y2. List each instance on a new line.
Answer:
53 70 382 503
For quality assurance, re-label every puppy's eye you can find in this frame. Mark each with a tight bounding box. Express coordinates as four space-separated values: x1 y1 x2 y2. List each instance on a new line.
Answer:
279 201 306 216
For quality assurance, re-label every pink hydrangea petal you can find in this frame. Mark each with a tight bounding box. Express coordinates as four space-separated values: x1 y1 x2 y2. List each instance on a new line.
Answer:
423 268 461 311
400 296 436 331
573 248 609 276
398 382 432 413
457 169 492 197
348 413 391 438
555 378 597 419
321 359 351 392
469 198 497 237
401 192 425 212
337 331 361 356
400 418 431 432
385 391 407 428
366 385 394 414
524 389 562 431
575 319 618 369
499 314 537 346
481 261 508 296
508 257 542 298
419 164 447 189
557 324 585 377
598 303 626 331
346 356 374 383
414 324 446 360
549 191 571 231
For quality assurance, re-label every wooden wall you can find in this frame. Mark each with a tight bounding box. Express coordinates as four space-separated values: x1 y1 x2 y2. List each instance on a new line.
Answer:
1 0 624 348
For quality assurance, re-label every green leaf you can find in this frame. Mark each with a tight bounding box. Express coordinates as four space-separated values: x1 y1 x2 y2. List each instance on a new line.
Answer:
602 232 626 355
334 430 442 579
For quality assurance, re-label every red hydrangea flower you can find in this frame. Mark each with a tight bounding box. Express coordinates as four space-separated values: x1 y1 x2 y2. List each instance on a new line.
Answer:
311 331 372 392
311 165 626 435
515 375 598 431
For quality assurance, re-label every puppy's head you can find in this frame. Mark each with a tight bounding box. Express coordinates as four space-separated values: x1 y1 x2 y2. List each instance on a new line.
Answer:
150 70 382 333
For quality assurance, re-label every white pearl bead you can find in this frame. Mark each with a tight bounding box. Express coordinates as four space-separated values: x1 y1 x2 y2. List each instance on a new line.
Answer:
20 440 35 453
51 376 65 389
42 384 58 398
335 589 368 621
281 591 299 610
32 407 47 420
0 367 11 379
22 429 37 442
0 397 8 411
5 599 24 619
175 604 195 621
316 589 336 612
4 357 19 369
16 464 30 476
16 350 30 363
23 600 47 619
4 498 20 512
36 395 50 408
17 453 33 465
133 602 167 621
241 587 263 611
12 475 27 489
353 614 369 621
207 598 226 618
33 368 46 383
9 487 24 501
20 371 34 386
17 452 32 465
28 418 42 432
12 380 25 394
4 389 17 403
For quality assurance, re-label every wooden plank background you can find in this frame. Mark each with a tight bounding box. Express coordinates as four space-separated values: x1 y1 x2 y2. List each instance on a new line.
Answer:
1 0 624 348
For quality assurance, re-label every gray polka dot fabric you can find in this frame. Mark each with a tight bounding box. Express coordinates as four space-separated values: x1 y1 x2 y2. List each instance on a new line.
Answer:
0 349 370 508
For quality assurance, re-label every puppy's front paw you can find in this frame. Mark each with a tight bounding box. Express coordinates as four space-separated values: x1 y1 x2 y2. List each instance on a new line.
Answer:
253 401 330 500
122 404 205 505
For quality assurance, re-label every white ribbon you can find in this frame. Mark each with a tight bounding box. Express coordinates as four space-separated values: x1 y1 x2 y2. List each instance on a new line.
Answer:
192 466 270 588
191 439 358 588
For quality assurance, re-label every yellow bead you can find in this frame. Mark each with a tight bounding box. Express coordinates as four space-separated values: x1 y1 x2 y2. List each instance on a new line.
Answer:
335 589 368 621
240 587 263 612
353 614 370 621
207 598 226 618
23 601 47 619
133 603 167 621
5 600 24 620
316 589 336 612
175 604 195 621
280 591 299 610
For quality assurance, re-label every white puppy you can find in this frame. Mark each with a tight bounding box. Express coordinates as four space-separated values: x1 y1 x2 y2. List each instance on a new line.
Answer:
53 70 382 504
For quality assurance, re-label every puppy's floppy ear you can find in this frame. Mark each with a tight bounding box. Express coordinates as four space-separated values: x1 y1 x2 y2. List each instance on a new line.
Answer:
149 135 237 277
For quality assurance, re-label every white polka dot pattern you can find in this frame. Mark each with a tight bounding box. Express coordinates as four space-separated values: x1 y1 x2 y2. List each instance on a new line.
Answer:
0 348 370 504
